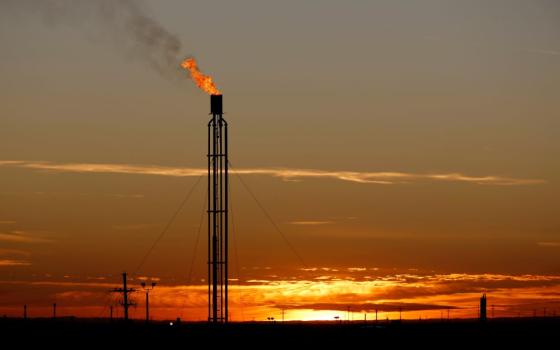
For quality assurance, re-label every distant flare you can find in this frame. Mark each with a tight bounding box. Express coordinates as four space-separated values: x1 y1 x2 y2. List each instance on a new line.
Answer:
181 57 221 95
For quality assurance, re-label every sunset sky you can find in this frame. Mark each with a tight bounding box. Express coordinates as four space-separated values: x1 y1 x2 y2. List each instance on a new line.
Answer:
1 0 559 321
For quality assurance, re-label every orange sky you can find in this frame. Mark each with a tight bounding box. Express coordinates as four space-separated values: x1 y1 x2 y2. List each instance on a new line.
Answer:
2 270 560 321
1 1 559 321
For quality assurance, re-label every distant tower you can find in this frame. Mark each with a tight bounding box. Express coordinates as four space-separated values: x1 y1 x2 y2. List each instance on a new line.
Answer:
208 94 228 323
480 293 487 322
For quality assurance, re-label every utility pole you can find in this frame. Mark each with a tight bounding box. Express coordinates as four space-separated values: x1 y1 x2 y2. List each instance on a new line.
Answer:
111 272 135 321
53 303 56 319
23 304 27 320
110 305 113 321
140 281 156 323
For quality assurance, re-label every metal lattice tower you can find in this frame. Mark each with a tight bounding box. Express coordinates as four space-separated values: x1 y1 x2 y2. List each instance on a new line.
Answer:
208 94 228 323
480 293 487 322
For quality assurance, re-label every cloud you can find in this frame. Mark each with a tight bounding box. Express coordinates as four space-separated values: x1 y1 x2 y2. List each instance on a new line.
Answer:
422 35 560 59
288 221 334 225
274 302 457 312
525 49 560 57
0 160 545 186
112 224 157 231
2 272 560 320
0 248 31 267
0 161 23 166
0 259 31 267
0 248 30 256
0 230 52 244
10 191 145 199
538 241 560 247
347 267 367 272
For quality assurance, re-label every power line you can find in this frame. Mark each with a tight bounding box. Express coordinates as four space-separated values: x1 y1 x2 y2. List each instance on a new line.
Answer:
187 192 207 284
93 290 115 319
230 184 246 321
229 161 307 268
179 189 206 320
133 175 203 275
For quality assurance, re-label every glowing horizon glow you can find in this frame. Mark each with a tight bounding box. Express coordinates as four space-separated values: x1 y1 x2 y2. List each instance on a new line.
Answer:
2 272 560 321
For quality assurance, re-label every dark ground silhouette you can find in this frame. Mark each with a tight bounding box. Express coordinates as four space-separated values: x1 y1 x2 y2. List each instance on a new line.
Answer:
2 317 558 347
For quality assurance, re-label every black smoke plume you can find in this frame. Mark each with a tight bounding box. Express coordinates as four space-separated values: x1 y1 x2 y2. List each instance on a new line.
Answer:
0 0 184 77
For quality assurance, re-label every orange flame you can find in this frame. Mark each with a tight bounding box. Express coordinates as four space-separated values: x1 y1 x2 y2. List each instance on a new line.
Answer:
181 57 221 95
